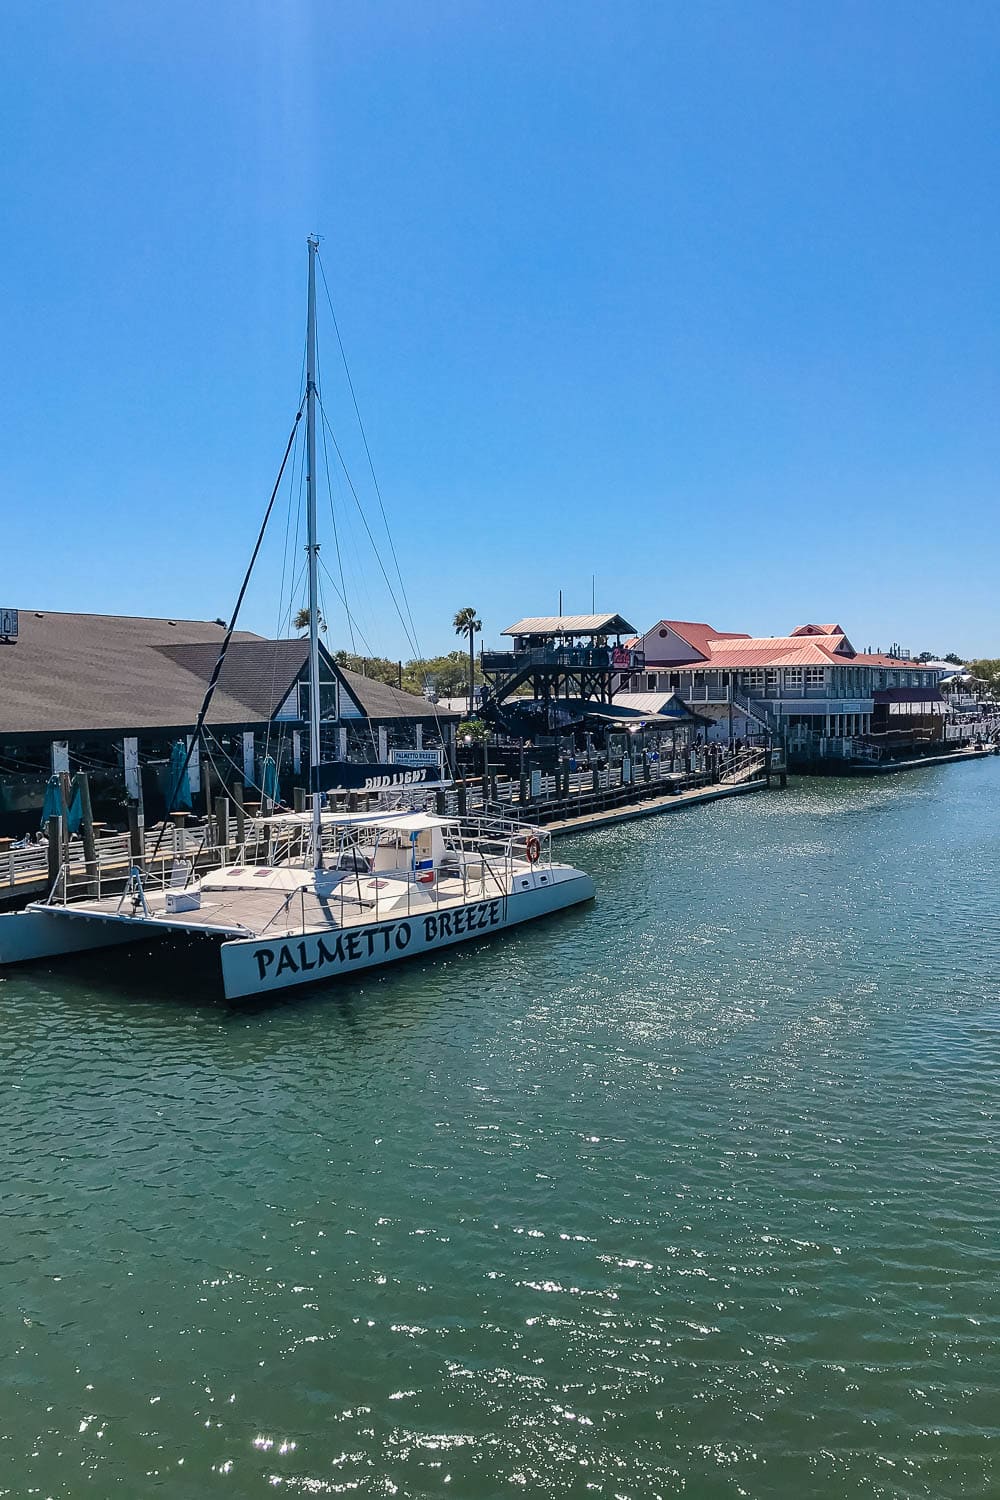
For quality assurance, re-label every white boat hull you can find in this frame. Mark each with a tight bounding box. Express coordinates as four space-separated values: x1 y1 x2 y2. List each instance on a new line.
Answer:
0 907 162 965
219 869 595 1000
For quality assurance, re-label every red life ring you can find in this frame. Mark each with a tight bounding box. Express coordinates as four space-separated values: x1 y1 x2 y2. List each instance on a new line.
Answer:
525 835 541 864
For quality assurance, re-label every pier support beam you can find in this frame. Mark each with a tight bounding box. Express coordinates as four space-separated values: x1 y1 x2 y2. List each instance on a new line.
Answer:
215 794 230 851
242 732 255 788
186 735 201 794
123 737 141 803
72 771 98 895
127 799 143 867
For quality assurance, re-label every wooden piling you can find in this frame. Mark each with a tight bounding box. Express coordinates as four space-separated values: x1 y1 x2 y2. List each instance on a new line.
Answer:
233 781 245 845
59 770 72 872
73 772 98 894
203 753 213 820
46 814 61 895
127 799 143 865
214 794 230 852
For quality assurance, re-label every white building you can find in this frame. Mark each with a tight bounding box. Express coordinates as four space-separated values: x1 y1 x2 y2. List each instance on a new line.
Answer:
624 620 950 760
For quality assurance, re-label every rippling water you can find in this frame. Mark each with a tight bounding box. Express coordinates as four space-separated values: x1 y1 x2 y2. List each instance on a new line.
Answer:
3 763 1000 1497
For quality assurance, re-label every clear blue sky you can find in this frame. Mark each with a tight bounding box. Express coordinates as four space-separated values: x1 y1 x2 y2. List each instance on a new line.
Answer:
2 1 998 660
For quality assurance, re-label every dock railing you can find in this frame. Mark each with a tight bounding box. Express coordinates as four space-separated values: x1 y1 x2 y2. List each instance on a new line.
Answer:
9 816 277 903
9 747 774 904
432 746 768 824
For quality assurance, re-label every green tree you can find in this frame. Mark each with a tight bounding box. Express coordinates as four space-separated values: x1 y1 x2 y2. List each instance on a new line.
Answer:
968 660 1000 692
402 651 477 699
453 607 482 715
332 650 400 687
944 653 964 666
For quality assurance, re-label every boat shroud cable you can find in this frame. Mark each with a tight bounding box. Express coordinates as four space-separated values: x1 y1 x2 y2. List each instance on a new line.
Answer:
149 404 304 872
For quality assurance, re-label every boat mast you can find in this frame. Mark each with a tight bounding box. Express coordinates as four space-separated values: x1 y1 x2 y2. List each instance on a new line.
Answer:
305 235 323 869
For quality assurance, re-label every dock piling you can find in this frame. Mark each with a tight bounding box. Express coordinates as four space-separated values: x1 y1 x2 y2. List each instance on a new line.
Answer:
233 781 246 846
127 799 143 867
214 794 230 853
47 814 61 895
73 772 98 895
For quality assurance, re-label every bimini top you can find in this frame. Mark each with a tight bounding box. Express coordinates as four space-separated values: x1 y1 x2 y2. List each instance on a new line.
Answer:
502 613 636 638
366 811 454 832
266 809 454 832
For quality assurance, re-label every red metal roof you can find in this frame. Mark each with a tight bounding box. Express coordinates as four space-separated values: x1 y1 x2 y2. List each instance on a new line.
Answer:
640 619 926 673
853 652 926 668
693 641 840 668
678 634 852 669
653 620 750 659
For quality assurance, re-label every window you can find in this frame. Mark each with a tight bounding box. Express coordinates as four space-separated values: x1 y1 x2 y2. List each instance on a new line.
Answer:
743 669 765 691
764 668 779 688
297 681 339 721
805 666 826 686
785 668 803 688
646 674 657 691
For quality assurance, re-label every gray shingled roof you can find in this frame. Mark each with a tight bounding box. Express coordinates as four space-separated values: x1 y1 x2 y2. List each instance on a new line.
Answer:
0 609 456 737
155 639 309 721
339 667 457 721
0 609 262 736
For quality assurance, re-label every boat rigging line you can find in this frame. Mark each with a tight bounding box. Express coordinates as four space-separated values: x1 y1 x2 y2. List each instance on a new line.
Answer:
151 402 304 867
316 250 421 659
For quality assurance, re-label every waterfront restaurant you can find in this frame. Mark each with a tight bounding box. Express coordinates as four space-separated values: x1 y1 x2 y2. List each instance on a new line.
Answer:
0 608 457 833
623 620 951 764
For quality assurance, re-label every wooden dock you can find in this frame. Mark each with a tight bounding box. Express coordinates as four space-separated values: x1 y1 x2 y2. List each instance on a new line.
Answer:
0 824 272 910
544 777 767 837
842 745 999 776
1 751 775 910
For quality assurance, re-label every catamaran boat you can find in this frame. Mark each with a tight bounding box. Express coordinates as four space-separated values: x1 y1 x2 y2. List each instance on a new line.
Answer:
0 240 595 1000
0 808 592 1000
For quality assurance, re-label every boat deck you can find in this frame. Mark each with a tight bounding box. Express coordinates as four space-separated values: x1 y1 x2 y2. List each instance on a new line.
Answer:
41 865 516 941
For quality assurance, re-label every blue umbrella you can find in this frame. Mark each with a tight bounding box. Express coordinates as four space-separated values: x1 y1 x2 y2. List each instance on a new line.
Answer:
166 740 192 812
40 776 62 828
261 755 278 808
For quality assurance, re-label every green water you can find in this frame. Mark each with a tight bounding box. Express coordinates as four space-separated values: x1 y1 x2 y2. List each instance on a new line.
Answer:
3 764 1000 1499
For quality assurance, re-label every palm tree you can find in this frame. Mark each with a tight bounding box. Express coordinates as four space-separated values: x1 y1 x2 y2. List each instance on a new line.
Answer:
294 606 325 635
453 607 482 715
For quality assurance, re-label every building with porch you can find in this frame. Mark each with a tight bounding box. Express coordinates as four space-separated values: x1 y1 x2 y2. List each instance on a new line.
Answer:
0 609 457 832
480 613 643 735
624 620 951 764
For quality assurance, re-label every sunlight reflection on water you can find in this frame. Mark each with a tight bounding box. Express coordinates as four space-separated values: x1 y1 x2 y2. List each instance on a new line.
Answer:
2 763 1000 1496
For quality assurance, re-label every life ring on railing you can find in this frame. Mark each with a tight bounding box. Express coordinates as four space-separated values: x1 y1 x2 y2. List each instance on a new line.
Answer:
525 835 541 865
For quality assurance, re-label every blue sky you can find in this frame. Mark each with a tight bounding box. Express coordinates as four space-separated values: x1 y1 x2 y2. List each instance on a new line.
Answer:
2 1 998 659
